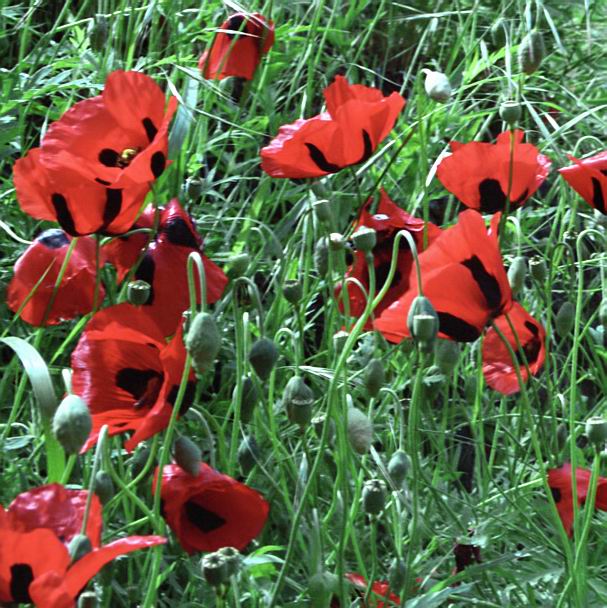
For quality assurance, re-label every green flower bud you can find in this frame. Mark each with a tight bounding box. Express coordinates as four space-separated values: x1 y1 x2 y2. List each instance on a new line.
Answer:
201 552 229 587
127 280 151 305
388 557 407 592
217 546 242 577
490 18 507 48
185 176 204 201
78 591 98 608
69 534 93 563
185 311 221 375
435 339 460 374
586 417 607 447
173 435 202 476
309 571 338 607
282 280 303 305
329 232 345 251
507 256 527 296
89 14 109 52
347 407 373 454
284 376 315 427
52 395 92 454
387 450 411 485
333 330 349 353
518 30 546 74
499 101 521 125
364 358 385 398
248 337 279 380
423 365 445 400
228 253 250 277
555 301 575 337
407 296 439 348
238 435 260 475
422 69 452 103
94 471 114 505
352 226 377 254
529 256 548 282
236 375 259 424
314 237 330 275
362 479 387 515
599 300 607 331
313 200 333 224
131 445 152 480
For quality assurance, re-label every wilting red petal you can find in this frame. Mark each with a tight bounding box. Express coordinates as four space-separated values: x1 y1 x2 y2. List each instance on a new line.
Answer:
7 230 104 326
199 13 274 81
559 151 607 214
155 464 269 554
436 130 551 213
344 573 401 607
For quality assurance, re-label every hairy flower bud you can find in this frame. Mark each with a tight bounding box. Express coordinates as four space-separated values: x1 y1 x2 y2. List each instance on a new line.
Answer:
490 18 507 48
347 407 373 454
94 471 114 505
284 376 315 427
248 337 279 380
388 557 407 592
185 311 221 375
507 256 527 296
173 435 202 476
238 435 260 475
422 69 452 103
362 479 387 515
555 301 575 337
69 534 93 563
529 256 548 282
388 450 411 486
228 253 250 278
130 445 152 480
364 358 385 397
435 339 459 374
518 30 545 74
314 237 330 275
53 395 92 454
237 375 259 424
282 280 303 305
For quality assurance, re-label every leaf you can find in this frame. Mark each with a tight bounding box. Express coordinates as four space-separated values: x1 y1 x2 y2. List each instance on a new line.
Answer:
405 584 473 607
168 74 200 158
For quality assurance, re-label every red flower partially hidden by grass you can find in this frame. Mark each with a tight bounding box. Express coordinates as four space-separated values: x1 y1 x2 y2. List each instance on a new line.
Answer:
13 71 177 236
261 75 405 178
436 130 551 213
71 303 195 452
343 573 401 607
547 464 607 536
154 464 269 554
103 199 228 337
482 302 546 395
7 229 103 326
199 13 275 81
0 484 164 607
559 151 607 215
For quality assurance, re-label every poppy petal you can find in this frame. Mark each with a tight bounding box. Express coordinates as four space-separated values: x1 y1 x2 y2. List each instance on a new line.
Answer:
559 151 607 214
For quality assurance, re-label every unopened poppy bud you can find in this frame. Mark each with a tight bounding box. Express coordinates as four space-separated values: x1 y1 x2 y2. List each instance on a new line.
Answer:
314 237 330 275
237 375 259 424
284 376 315 427
388 557 407 591
407 296 439 346
201 552 229 587
333 330 349 353
435 339 459 374
586 417 607 447
53 395 92 454
89 14 109 51
352 226 377 254
309 571 338 606
555 301 575 337
518 30 546 74
499 101 522 125
529 256 548 282
238 435 260 474
228 253 250 277
314 200 333 224
217 546 242 577
173 435 202 476
329 232 345 251
69 534 93 563
185 176 204 201
248 337 279 380
131 445 151 479
185 311 221 375
556 423 568 451
347 407 373 454
507 256 527 296
127 280 151 305
364 358 385 397
362 479 387 515
78 591 98 608
599 300 607 331
282 280 303 305
490 18 507 48
422 69 452 103
388 450 411 485
94 471 114 505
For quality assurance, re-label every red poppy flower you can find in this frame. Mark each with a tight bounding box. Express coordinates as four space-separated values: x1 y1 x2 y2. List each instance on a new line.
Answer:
482 302 546 395
103 199 228 337
13 71 177 236
340 189 441 326
261 76 405 178
71 303 195 452
343 573 400 607
7 229 104 326
154 464 269 554
547 464 607 536
0 484 164 607
374 210 512 343
559 151 607 214
436 130 551 213
199 13 275 81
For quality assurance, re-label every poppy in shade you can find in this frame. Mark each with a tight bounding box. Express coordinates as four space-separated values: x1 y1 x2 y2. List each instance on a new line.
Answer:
261 75 405 179
7 229 103 326
71 303 195 452
13 71 177 236
199 13 275 81
342 573 400 607
482 302 546 395
340 189 441 322
374 210 512 343
436 130 551 213
0 484 164 607
547 464 607 536
103 199 228 337
453 541 481 575
154 464 269 554
559 151 607 214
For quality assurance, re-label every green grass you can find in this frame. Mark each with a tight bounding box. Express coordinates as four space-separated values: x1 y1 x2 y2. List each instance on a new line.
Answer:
1 0 606 606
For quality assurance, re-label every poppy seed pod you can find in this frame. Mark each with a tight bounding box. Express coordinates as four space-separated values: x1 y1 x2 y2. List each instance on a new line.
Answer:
228 253 250 277
507 256 527 297
238 435 260 475
53 395 92 454
127 279 152 305
518 30 546 74
185 311 222 375
69 534 93 563
490 18 507 48
237 375 259 424
217 546 242 577
173 435 202 477
362 479 387 515
529 256 548 282
282 279 303 305
94 470 115 505
435 339 460 374
284 376 315 427
422 69 452 103
499 101 522 125
352 226 377 254
329 232 345 251
599 300 607 331
347 407 373 454
555 301 575 337
314 237 330 275
248 337 279 380
364 358 385 397
387 450 411 485
407 296 439 346
201 552 229 587
388 557 407 591
586 417 607 447
78 591 98 608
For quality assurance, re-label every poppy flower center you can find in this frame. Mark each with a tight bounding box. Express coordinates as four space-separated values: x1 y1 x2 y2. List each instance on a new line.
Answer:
10 563 34 603
98 147 141 169
115 368 164 410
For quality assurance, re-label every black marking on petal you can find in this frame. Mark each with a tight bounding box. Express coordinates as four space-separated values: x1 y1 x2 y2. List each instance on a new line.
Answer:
142 118 158 142
305 143 341 174
478 178 506 213
95 177 112 186
38 229 69 249
226 14 247 38
116 368 164 409
551 487 561 503
524 320 539 336
437 312 481 342
134 253 156 304
99 148 120 167
461 256 502 313
591 177 606 213
163 217 198 249
356 129 373 164
167 381 196 415
10 563 34 603
184 500 226 533
51 193 79 236
151 151 166 178
100 188 123 231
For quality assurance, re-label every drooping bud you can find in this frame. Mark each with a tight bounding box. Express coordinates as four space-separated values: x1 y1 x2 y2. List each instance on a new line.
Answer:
94 471 114 505
248 337 279 380
499 101 522 125
131 445 152 480
313 200 333 224
228 253 250 278
422 69 452 103
185 311 221 375
388 557 407 592
282 280 303 305
52 395 92 454
88 14 109 52
347 407 373 454
586 417 607 448
173 435 202 476
518 30 546 74
555 301 575 337
217 546 242 577
284 376 315 427
201 552 229 586
314 237 330 275
236 375 259 424
352 226 377 254
435 339 460 375
69 534 93 563
127 280 151 305
364 358 385 397
387 450 411 486
529 256 548 282
490 18 507 48
362 479 387 515
238 435 260 475
507 256 527 296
